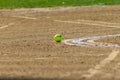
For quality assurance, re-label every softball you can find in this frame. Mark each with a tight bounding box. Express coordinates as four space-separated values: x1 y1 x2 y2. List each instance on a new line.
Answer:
54 34 62 42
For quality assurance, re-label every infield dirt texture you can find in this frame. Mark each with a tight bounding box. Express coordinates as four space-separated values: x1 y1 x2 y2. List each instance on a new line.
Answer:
0 5 120 80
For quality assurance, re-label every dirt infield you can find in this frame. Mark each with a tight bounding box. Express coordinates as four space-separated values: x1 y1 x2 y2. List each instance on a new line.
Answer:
96 36 120 44
0 5 120 80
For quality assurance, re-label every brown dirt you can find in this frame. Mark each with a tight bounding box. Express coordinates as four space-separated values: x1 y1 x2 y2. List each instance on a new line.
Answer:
0 5 120 80
95 36 120 44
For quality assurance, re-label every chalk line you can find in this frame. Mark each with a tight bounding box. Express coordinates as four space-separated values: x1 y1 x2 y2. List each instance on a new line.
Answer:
82 50 119 78
55 20 120 28
0 56 67 62
0 23 14 29
77 19 120 25
62 34 120 47
12 16 37 20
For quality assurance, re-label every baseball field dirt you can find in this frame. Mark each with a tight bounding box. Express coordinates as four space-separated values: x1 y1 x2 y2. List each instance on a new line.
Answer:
95 36 120 44
0 5 120 80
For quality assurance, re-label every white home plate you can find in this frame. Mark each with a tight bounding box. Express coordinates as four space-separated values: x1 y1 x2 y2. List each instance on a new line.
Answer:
62 34 120 47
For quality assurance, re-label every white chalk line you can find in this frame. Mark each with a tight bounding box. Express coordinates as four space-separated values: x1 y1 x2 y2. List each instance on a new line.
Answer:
0 56 74 61
12 16 37 20
82 50 119 78
0 54 104 62
79 53 105 57
62 34 120 47
0 23 14 29
77 19 120 25
55 20 120 28
62 39 76 46
0 57 59 62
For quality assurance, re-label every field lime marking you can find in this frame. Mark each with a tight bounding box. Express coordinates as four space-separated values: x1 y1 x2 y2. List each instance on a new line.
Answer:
79 53 104 57
82 50 119 78
62 39 75 46
62 34 120 47
55 20 120 28
0 57 57 62
12 16 37 20
77 19 120 25
0 54 104 62
0 23 14 29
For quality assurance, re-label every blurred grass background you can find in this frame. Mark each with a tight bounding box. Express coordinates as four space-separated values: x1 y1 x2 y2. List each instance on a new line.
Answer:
0 0 120 8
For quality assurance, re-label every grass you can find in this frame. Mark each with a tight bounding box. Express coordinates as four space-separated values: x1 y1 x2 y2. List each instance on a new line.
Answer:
0 0 120 8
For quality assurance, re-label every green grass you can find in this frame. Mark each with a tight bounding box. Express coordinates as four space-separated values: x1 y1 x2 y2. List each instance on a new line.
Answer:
0 0 120 8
